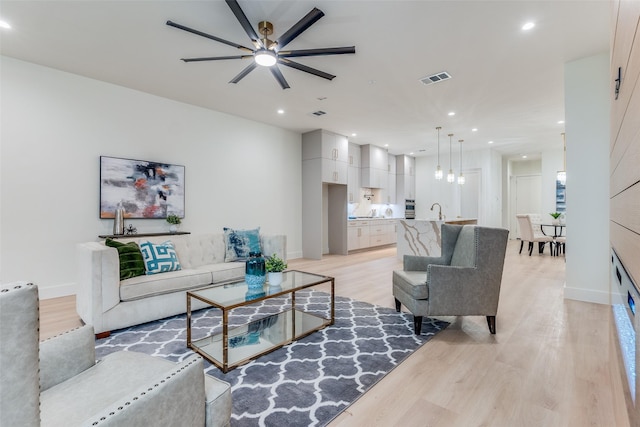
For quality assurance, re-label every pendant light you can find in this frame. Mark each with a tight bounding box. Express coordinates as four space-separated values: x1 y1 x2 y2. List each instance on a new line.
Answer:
447 133 455 183
434 127 443 180
457 139 465 185
557 132 566 185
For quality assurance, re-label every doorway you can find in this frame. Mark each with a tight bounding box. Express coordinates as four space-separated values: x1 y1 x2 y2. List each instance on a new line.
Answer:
509 174 541 238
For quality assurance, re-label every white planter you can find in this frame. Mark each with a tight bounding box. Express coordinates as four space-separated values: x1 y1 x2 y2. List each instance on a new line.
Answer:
268 272 283 286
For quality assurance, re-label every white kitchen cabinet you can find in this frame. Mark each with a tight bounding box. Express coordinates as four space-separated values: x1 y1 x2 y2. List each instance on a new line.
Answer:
303 129 348 184
348 219 398 250
347 143 361 203
348 221 370 250
396 154 416 202
360 144 388 188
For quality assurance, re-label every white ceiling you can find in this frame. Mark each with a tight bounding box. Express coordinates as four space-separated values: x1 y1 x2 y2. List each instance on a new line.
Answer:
0 0 610 158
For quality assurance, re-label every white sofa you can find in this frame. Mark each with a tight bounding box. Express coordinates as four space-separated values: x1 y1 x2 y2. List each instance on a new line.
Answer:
77 233 286 335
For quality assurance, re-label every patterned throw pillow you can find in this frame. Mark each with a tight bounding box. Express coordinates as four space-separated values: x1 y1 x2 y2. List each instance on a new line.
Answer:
223 227 261 262
105 238 146 280
139 240 182 275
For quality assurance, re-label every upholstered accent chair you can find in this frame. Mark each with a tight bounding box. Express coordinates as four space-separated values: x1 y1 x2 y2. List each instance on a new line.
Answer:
516 214 554 256
0 282 232 427
392 224 509 335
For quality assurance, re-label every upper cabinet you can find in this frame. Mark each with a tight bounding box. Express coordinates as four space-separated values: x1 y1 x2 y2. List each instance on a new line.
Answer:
348 143 361 203
396 154 416 201
360 144 388 189
303 129 348 185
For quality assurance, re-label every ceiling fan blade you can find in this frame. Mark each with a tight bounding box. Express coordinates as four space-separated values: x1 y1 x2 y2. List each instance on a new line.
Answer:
278 46 356 58
278 58 335 81
230 62 258 84
275 7 324 51
181 55 253 62
270 66 291 89
225 0 263 48
166 20 254 52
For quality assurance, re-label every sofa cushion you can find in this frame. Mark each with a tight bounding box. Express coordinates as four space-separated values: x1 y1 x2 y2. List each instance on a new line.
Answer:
223 227 261 262
40 351 202 427
392 270 429 299
105 238 146 280
198 262 245 283
120 269 212 301
140 240 182 274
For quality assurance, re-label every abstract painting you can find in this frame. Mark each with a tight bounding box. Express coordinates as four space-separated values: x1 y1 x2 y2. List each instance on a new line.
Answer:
100 156 185 219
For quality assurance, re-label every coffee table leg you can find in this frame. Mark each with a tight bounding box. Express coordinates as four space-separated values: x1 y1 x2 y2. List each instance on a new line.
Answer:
291 292 296 339
222 309 229 372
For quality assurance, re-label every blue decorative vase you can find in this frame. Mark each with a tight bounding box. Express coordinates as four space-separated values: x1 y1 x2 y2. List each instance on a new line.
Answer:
245 252 266 289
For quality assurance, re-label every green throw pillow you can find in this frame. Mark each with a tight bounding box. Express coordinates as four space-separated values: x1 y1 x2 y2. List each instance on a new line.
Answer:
105 238 146 280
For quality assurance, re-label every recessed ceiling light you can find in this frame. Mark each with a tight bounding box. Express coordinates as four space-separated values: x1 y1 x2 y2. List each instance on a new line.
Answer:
0 20 11 29
472 128 478 132
557 120 565 124
488 141 494 144
448 112 455 116
384 144 389 147
522 155 528 159
351 133 357 137
522 22 535 31
409 152 414 155
277 109 284 114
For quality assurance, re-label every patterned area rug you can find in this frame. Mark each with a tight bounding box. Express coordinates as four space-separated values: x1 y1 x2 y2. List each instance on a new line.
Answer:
95 291 448 426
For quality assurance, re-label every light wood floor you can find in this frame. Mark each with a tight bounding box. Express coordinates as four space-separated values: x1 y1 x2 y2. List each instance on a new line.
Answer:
40 241 629 427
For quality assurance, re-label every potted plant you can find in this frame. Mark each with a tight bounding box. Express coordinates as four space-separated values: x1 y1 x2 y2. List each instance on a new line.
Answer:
166 214 181 233
265 254 287 286
549 212 561 225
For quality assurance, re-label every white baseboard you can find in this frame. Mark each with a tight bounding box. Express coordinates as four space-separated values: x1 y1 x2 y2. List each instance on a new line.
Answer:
564 283 610 305
287 251 303 260
38 282 76 300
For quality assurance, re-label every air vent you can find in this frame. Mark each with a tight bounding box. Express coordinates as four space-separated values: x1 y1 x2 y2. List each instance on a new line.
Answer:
420 71 452 85
312 110 327 116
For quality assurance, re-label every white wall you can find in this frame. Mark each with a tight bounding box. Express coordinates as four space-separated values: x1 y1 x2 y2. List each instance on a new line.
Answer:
415 147 502 226
564 52 610 304
0 56 303 298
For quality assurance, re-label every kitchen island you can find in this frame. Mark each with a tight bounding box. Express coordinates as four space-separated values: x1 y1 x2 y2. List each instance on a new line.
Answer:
396 218 477 259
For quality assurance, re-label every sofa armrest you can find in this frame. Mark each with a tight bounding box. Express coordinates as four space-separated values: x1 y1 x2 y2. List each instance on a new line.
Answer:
82 355 207 427
76 242 121 333
40 325 96 391
261 234 287 261
403 255 446 271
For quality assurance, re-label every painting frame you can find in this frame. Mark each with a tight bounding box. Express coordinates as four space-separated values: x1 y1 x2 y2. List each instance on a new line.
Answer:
100 156 185 219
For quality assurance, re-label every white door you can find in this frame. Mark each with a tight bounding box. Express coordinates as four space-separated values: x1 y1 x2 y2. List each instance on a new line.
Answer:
460 169 481 222
510 175 541 238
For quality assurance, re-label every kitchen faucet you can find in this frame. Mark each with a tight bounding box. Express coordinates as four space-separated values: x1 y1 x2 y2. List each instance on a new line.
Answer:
430 203 443 220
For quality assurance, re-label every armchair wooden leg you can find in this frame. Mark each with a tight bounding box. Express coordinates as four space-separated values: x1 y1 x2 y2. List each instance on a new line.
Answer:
486 316 496 334
519 240 524 254
414 316 423 335
395 298 401 312
528 242 534 256
95 331 111 339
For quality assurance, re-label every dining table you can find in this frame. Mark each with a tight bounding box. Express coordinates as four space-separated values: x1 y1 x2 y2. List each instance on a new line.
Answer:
540 223 566 256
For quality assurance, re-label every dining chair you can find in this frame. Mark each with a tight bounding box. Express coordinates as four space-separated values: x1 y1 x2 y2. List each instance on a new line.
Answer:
516 214 554 256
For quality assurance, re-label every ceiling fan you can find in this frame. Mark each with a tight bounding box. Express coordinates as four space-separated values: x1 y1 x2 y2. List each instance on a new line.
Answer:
166 0 355 89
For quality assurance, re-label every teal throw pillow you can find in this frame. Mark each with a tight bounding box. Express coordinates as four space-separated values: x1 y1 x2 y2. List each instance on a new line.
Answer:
223 227 261 262
139 240 182 275
105 238 146 280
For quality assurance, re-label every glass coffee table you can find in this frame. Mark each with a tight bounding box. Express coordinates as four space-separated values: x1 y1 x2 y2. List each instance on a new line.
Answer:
186 270 334 372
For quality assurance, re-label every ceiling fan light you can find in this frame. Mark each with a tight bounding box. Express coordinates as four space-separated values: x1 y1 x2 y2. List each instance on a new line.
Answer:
255 49 277 67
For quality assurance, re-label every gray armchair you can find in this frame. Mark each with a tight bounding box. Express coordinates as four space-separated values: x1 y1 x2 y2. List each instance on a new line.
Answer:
0 282 232 427
392 224 509 335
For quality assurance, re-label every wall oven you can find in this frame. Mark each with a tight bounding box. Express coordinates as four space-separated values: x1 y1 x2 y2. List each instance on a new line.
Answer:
404 199 415 219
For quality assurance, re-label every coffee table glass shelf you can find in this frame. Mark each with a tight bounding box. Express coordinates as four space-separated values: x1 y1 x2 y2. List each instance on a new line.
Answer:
187 270 334 373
